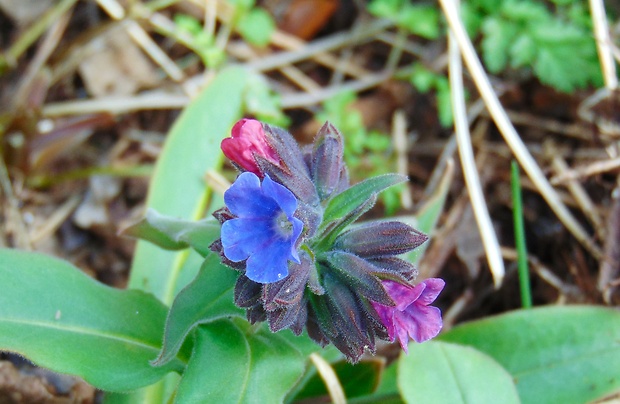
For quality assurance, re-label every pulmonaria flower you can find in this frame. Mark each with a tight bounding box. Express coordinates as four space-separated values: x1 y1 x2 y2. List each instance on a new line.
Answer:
371 278 445 352
212 118 445 362
221 119 280 176
220 172 303 283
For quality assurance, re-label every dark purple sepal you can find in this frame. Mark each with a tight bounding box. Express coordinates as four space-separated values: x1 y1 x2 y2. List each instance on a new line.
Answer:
289 302 308 335
209 239 246 271
311 122 346 201
267 300 307 333
307 266 326 295
257 155 320 207
367 256 418 282
212 207 235 224
334 221 428 258
259 124 320 207
263 124 308 175
262 252 313 311
308 293 339 340
322 273 377 362
306 305 329 347
234 275 262 308
246 304 267 324
323 251 394 306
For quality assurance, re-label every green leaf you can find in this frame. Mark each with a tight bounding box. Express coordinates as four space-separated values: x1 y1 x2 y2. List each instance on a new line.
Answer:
435 77 453 128
122 66 249 403
481 17 518 73
460 2 483 37
500 0 549 23
175 319 307 403
128 66 249 304
322 174 407 226
530 21 601 92
228 0 255 10
509 33 536 68
399 5 440 39
398 341 520 403
122 208 220 257
409 63 437 93
237 7 275 47
440 306 620 404
366 361 401 401
0 249 183 392
470 0 502 13
294 358 385 400
367 0 403 18
152 253 242 366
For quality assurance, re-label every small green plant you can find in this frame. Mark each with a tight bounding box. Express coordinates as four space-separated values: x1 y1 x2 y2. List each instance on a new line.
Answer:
369 0 603 93
317 91 403 215
172 13 225 69
409 63 454 127
167 0 276 68
368 0 441 40
466 0 602 92
368 0 453 127
227 0 276 47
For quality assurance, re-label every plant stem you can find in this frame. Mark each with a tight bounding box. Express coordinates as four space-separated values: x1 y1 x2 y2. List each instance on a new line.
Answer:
511 160 532 309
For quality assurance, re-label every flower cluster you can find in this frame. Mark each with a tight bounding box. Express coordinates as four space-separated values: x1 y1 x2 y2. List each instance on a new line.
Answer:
212 119 444 362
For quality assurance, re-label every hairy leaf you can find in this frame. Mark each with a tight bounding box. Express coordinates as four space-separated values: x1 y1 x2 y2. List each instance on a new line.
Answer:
0 249 183 392
175 319 307 403
398 341 519 403
440 306 620 404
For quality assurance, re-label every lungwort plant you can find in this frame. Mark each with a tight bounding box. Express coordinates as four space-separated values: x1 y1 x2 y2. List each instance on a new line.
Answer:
1 68 619 403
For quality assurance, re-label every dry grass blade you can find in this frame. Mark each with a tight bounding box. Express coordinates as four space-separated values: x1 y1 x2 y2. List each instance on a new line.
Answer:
589 0 617 89
1 0 78 68
393 110 413 210
96 0 185 82
13 11 71 110
550 153 604 240
309 353 346 404
551 156 620 184
448 1 505 287
0 156 31 250
42 93 189 117
598 183 620 303
439 0 603 260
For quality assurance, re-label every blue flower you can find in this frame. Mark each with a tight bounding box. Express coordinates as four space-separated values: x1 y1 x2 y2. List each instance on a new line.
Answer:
221 172 303 283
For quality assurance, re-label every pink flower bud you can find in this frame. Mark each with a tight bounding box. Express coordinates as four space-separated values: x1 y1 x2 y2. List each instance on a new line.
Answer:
221 119 280 176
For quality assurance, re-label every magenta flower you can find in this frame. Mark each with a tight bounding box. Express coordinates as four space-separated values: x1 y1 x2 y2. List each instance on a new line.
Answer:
371 278 445 352
221 119 280 176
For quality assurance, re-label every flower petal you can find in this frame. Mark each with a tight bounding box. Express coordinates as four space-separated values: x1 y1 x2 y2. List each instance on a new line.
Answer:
399 304 443 343
224 172 279 218
416 278 445 306
289 217 303 263
394 315 412 352
371 302 396 341
222 119 279 175
221 217 273 262
262 174 299 218
382 280 424 311
245 237 293 283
